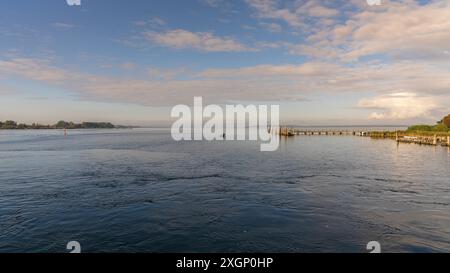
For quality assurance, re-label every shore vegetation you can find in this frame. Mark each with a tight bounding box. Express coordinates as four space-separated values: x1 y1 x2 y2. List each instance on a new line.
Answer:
0 120 131 130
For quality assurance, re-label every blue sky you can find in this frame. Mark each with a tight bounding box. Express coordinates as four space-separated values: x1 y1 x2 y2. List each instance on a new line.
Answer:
0 0 449 125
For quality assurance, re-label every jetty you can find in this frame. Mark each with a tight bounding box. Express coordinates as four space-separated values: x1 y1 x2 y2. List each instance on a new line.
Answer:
369 131 450 147
272 127 376 137
270 126 450 147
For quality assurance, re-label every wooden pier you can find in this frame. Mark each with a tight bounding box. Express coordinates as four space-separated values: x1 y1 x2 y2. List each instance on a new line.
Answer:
270 127 450 147
369 131 450 147
273 127 372 137
393 134 450 147
293 130 364 136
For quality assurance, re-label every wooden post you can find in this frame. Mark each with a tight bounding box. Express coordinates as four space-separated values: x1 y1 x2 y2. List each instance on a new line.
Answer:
447 136 450 146
433 134 437 145
395 132 399 142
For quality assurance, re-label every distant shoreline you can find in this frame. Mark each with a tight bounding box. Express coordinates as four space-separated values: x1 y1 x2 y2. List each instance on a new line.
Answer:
0 127 138 130
0 120 137 130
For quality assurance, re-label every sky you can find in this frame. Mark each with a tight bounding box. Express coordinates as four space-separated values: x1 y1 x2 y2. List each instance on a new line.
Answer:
0 0 449 126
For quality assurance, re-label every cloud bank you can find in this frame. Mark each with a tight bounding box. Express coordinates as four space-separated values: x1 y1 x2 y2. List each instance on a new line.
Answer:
145 29 252 52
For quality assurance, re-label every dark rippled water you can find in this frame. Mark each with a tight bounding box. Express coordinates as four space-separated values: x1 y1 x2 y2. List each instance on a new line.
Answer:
0 129 449 253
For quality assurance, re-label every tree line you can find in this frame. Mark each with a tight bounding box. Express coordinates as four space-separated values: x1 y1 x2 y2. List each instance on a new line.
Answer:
407 115 450 133
0 120 117 129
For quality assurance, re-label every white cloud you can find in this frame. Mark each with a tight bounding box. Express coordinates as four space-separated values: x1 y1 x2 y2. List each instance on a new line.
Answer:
134 17 167 27
245 0 303 27
52 22 75 29
0 58 71 82
358 92 439 120
300 1 339 18
200 0 224 7
289 0 450 62
1 56 449 113
199 62 341 78
259 22 283 33
245 0 339 28
145 29 252 52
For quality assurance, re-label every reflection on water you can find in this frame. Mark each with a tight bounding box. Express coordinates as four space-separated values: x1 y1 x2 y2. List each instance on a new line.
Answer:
0 128 449 253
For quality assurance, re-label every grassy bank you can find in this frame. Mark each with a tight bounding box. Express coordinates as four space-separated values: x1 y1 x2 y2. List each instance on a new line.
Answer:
369 131 450 138
370 123 449 139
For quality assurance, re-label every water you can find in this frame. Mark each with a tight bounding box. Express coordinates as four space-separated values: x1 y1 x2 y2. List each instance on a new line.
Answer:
0 128 449 253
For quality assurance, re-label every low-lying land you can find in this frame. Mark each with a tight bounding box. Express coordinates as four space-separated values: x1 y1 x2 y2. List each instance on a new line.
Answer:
369 123 450 146
0 120 133 130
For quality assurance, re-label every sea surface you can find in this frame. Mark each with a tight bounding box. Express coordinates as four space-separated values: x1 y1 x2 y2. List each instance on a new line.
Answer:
0 128 449 253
